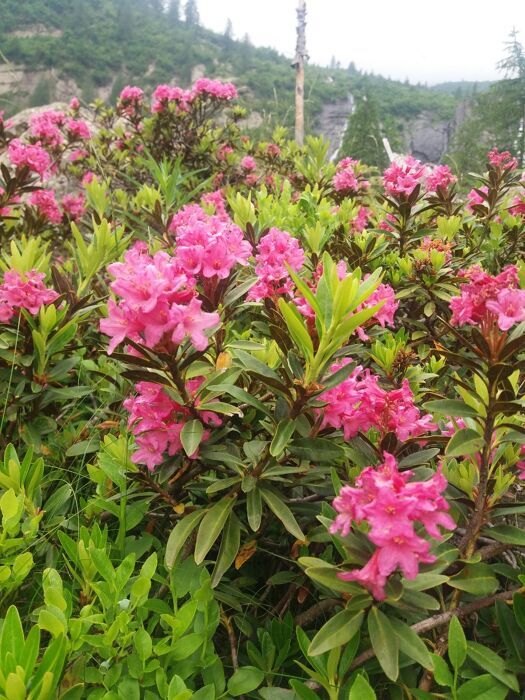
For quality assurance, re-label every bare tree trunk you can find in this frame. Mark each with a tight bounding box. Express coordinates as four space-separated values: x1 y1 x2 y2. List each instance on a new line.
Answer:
293 1 307 146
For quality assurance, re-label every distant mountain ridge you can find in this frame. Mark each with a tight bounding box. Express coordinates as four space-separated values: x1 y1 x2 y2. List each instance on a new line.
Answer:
0 0 492 159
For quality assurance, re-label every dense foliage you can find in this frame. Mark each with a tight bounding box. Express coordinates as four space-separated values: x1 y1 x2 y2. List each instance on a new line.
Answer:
0 79 525 699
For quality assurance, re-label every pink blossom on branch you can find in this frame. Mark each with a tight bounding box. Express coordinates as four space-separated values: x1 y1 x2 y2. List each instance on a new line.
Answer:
383 156 428 198
28 189 62 224
0 269 58 320
331 452 454 599
248 228 305 302
8 139 52 177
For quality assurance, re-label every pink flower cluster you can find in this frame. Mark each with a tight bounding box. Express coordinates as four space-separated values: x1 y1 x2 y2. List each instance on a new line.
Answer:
356 279 399 338
331 452 455 599
169 199 250 279
0 269 58 322
28 190 86 223
240 155 257 172
510 195 525 217
100 243 219 354
8 139 52 177
30 110 66 147
383 156 428 197
118 86 144 116
466 185 488 211
248 228 305 301
151 79 237 113
349 206 370 233
319 360 436 442
488 148 518 171
426 164 457 193
450 264 525 330
333 158 361 193
124 379 221 470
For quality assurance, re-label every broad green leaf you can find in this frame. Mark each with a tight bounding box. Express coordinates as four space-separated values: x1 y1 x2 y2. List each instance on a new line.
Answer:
288 438 345 462
211 512 241 587
424 399 480 418
260 488 304 540
180 420 204 456
367 607 399 681
278 299 314 361
270 418 296 457
194 497 236 565
431 653 453 687
348 674 376 700
308 609 364 656
513 592 525 633
467 641 518 691
390 618 433 670
227 666 264 696
246 488 262 531
165 510 206 569
445 428 483 457
448 616 467 671
456 675 508 700
483 525 525 545
495 599 525 661
449 563 498 596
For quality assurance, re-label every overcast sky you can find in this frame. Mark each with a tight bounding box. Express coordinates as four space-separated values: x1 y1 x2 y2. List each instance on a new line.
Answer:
196 0 525 84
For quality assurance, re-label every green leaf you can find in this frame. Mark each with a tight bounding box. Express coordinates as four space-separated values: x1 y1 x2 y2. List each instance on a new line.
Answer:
246 488 262 531
512 592 525 633
456 675 508 700
180 420 204 457
288 438 345 462
431 653 453 687
390 618 433 670
348 675 376 700
495 599 525 661
0 606 24 666
448 616 467 671
134 628 152 662
165 510 206 569
367 607 399 681
483 525 525 545
211 512 241 587
278 298 314 360
270 418 296 457
227 666 264 696
260 488 304 540
194 497 236 565
424 400 480 418
445 428 483 457
467 641 518 691
449 563 498 596
307 609 364 656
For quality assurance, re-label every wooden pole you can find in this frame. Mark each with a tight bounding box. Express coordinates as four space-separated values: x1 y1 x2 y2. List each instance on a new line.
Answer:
293 0 307 146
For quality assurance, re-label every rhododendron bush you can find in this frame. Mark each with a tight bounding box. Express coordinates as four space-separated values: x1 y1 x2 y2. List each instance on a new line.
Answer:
0 83 525 699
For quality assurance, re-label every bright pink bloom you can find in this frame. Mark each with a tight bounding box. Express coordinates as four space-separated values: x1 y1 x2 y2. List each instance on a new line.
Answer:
486 288 525 330
191 78 237 101
0 270 58 315
488 148 517 171
450 264 519 327
248 228 305 301
170 297 219 350
66 118 91 140
466 185 488 211
240 155 256 172
266 143 281 158
349 206 370 233
426 164 457 193
510 195 525 217
61 193 86 220
69 97 80 111
333 157 359 192
28 189 62 224
29 110 65 147
8 139 52 176
383 156 428 197
331 452 454 599
357 279 398 331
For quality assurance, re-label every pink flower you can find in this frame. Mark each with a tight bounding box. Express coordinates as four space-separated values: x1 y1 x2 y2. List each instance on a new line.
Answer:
8 139 52 177
349 206 370 233
0 269 58 315
333 157 359 192
29 110 65 147
426 164 457 193
69 97 80 111
66 118 91 140
486 288 525 330
509 195 525 217
151 84 192 113
240 156 256 172
61 193 86 220
357 279 398 330
488 148 517 171
266 143 281 158
383 156 428 197
82 171 96 186
248 228 305 301
466 186 488 211
191 78 237 101
450 264 519 327
170 297 219 350
28 189 62 224
331 452 454 599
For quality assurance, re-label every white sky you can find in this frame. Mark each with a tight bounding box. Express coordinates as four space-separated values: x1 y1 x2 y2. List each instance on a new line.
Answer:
196 0 525 84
